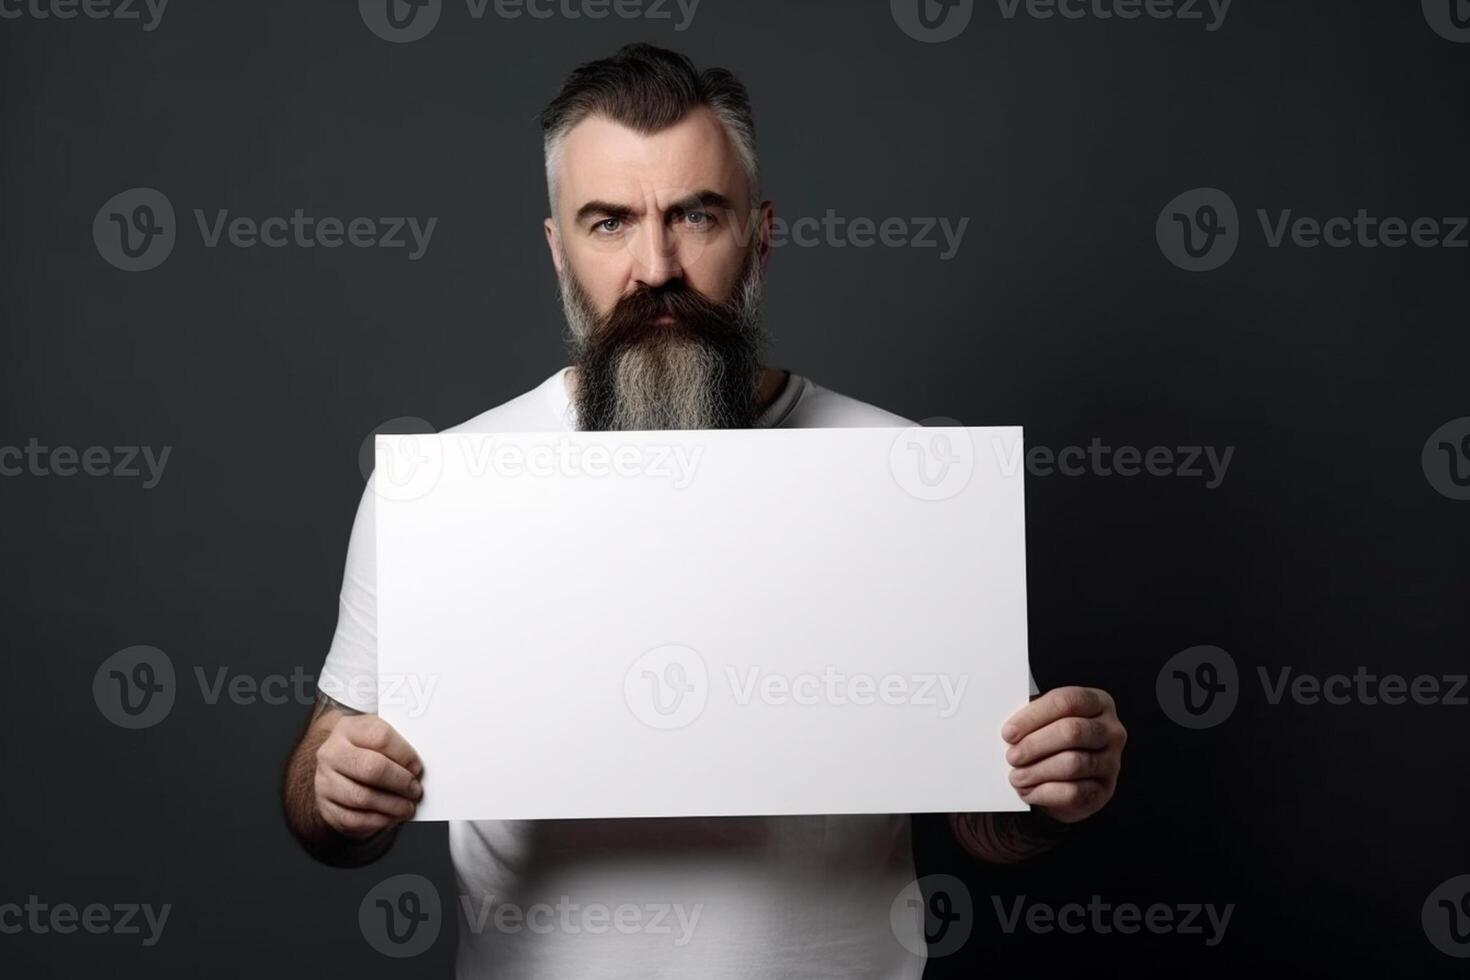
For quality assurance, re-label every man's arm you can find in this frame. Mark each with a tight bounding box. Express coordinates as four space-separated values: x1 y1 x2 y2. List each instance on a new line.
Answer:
281 693 424 868
949 809 1075 864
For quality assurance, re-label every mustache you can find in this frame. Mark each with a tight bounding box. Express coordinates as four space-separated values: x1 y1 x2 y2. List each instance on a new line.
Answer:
579 278 748 359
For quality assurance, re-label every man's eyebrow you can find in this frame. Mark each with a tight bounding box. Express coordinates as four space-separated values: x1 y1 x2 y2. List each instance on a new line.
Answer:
574 200 637 224
668 190 735 213
573 191 736 225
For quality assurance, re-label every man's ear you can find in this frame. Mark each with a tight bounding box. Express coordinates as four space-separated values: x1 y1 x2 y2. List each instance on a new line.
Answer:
543 217 564 276
755 200 776 275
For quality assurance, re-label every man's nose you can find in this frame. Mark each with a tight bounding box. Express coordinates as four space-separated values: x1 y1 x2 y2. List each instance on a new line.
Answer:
631 221 684 288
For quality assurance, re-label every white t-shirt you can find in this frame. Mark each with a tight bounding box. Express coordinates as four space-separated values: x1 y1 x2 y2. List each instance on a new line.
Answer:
319 367 1037 978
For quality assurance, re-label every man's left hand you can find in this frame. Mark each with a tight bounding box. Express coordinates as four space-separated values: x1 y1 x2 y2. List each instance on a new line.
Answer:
1001 686 1126 824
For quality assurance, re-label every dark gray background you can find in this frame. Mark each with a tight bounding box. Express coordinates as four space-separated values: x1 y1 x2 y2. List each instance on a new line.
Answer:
2 0 1467 975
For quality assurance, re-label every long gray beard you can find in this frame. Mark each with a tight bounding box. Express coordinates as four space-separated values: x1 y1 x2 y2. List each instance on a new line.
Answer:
558 254 767 431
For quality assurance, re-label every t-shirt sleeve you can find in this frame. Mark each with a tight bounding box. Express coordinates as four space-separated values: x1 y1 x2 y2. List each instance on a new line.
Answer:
317 481 380 713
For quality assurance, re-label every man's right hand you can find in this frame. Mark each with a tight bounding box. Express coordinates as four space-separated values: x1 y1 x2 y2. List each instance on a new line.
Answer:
313 714 424 840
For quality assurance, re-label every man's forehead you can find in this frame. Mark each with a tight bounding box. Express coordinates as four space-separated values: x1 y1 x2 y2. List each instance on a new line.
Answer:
556 107 747 210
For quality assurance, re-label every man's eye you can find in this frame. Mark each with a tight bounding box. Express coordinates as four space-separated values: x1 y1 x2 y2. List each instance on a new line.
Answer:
593 218 623 234
682 210 716 229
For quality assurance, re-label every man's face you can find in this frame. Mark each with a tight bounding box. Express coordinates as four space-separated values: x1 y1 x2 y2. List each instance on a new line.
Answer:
544 107 774 431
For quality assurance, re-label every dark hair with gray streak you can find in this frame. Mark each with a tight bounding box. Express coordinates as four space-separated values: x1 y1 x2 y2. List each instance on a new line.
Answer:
538 43 760 210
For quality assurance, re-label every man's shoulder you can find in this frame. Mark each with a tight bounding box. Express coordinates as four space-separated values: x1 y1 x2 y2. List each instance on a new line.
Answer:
782 375 914 429
442 368 572 434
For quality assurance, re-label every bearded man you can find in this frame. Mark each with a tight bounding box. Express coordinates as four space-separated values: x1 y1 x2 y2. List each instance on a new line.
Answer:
282 42 1126 978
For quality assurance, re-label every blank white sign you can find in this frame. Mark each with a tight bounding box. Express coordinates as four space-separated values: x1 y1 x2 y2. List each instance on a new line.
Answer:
376 425 1030 821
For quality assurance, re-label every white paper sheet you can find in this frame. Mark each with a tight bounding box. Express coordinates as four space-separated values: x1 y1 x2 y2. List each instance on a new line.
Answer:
375 425 1029 821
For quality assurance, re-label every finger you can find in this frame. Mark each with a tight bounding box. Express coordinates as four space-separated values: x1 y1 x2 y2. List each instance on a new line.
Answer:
1015 778 1108 817
340 716 424 776
321 741 421 797
318 798 397 840
1009 749 1105 789
318 768 418 820
1005 714 1115 766
1002 686 1111 743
